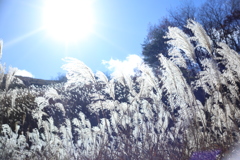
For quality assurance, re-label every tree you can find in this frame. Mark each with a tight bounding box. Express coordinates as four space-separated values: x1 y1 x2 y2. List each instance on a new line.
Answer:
168 0 196 29
197 0 240 52
141 24 169 66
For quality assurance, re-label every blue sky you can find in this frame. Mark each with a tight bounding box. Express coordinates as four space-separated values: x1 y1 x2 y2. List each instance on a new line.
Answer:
0 0 202 79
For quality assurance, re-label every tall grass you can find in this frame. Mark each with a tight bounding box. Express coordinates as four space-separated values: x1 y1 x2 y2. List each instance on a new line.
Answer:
0 20 240 159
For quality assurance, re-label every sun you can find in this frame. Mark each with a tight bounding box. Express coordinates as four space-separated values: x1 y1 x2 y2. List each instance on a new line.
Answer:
42 0 95 43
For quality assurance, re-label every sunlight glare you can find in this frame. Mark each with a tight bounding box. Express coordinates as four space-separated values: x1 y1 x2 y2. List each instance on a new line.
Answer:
42 0 95 43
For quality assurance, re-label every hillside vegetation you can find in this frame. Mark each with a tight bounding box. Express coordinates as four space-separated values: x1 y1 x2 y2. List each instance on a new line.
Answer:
1 20 240 160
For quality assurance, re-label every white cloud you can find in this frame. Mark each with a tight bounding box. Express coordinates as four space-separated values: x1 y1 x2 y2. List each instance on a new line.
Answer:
15 69 34 78
102 54 143 77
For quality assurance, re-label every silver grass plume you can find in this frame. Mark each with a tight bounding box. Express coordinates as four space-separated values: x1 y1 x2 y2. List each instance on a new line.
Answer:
216 42 240 107
62 57 95 89
5 67 17 91
217 42 240 80
95 71 115 99
0 63 5 87
137 63 160 98
158 54 198 141
186 19 213 54
159 54 194 109
195 59 222 92
95 71 108 84
165 26 195 63
44 87 61 100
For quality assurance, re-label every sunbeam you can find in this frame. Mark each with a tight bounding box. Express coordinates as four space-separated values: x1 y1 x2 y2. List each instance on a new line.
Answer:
4 27 44 49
